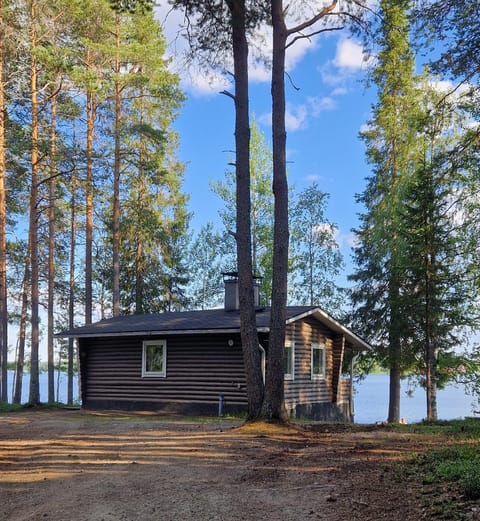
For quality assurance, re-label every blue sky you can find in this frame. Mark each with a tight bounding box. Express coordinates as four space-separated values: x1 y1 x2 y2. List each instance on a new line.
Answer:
156 4 376 281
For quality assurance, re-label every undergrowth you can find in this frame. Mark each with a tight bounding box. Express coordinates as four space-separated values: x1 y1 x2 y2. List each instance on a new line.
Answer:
397 419 480 519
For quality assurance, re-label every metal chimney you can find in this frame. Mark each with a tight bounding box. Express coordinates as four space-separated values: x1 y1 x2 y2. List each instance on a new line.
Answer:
222 272 261 311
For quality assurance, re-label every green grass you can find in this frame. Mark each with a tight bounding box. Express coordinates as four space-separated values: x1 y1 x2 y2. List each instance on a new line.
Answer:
397 418 480 518
395 417 480 438
0 402 25 413
417 444 480 500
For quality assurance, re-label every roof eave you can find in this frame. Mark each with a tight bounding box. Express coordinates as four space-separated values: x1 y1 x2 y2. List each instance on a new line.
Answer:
60 326 271 339
286 307 371 351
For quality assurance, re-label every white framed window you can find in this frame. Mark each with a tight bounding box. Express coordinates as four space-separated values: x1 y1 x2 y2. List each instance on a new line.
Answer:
311 343 325 379
142 340 167 377
284 341 294 381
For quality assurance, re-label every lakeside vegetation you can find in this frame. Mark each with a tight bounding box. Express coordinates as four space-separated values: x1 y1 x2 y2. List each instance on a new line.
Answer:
394 419 480 519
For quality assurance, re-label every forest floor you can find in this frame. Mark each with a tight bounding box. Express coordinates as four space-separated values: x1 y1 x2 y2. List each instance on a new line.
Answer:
0 409 477 521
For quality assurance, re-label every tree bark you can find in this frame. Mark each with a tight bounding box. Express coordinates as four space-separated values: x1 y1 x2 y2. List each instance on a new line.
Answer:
28 0 40 405
261 0 289 421
387 278 401 422
47 92 57 403
112 13 121 317
85 64 95 325
13 245 30 404
68 177 77 405
226 0 264 419
387 361 401 422
0 0 8 403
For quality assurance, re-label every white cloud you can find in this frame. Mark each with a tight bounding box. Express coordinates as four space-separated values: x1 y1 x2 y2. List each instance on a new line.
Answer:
285 104 309 131
182 68 232 97
334 39 366 70
260 95 336 132
320 38 371 90
331 86 348 96
156 2 324 95
308 96 336 115
305 174 322 182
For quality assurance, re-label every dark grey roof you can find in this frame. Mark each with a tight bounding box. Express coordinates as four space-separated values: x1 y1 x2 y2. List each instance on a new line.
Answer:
57 305 370 351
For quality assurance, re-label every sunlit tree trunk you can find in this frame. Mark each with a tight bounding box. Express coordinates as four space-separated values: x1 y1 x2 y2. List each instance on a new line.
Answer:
47 91 57 403
28 0 40 404
85 50 95 326
0 0 8 403
68 176 77 405
112 13 121 316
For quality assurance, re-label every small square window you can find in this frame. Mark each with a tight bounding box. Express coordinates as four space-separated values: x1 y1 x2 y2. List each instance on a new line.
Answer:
142 340 166 377
311 343 325 379
284 342 294 381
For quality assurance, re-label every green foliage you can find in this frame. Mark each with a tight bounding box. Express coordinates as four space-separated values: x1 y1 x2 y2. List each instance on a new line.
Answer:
289 183 344 311
412 441 480 500
394 420 480 519
0 402 25 413
210 118 275 302
187 223 226 310
351 0 480 421
350 0 419 406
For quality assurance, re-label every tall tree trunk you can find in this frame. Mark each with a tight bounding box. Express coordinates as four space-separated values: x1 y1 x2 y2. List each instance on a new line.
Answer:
85 51 95 325
226 0 264 420
28 0 40 405
47 92 57 403
261 0 289 421
112 14 121 316
0 0 8 403
13 245 30 404
68 177 77 405
388 360 401 422
425 245 438 421
387 277 401 422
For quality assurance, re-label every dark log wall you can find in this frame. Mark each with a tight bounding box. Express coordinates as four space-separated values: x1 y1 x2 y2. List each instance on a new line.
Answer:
79 334 247 414
78 314 353 420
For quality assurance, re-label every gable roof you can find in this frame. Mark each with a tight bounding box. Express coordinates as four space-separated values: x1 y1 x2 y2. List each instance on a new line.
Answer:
58 306 370 351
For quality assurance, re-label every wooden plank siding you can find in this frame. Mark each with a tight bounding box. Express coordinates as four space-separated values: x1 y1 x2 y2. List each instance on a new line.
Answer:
284 316 332 410
78 314 353 420
79 334 248 413
283 316 353 421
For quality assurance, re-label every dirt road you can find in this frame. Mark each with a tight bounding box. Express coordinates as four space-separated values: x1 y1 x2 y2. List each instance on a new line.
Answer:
0 410 450 520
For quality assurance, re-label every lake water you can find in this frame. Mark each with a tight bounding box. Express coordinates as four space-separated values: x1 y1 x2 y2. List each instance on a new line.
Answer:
4 371 477 424
6 370 79 405
353 373 478 424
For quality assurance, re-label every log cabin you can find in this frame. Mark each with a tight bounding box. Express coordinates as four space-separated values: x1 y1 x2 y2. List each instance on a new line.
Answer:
59 275 370 421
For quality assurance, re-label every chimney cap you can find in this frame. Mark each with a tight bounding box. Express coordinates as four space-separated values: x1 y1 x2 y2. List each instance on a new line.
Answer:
222 271 263 282
222 271 238 282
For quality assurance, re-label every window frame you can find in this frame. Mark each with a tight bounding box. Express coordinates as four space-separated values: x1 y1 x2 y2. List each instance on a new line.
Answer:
284 341 295 381
311 342 326 380
142 340 167 378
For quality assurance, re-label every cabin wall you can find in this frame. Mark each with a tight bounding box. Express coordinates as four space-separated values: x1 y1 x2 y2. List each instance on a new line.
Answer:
79 334 248 415
284 316 352 422
79 315 353 421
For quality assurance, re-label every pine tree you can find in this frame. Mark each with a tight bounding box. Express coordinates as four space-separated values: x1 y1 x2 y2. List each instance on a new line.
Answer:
350 0 419 422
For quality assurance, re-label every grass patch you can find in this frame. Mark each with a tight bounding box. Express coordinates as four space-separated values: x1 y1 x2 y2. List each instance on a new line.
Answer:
398 419 480 507
0 402 25 413
396 417 480 438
